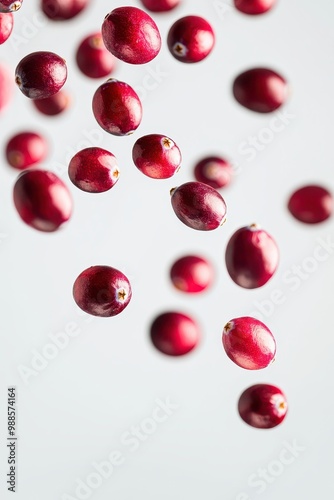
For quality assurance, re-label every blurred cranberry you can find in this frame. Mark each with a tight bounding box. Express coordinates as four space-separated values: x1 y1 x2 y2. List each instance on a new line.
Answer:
33 89 71 116
41 0 89 20
76 32 116 79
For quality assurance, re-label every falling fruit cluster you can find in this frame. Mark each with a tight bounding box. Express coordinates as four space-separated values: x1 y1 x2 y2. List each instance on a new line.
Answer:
1 0 333 431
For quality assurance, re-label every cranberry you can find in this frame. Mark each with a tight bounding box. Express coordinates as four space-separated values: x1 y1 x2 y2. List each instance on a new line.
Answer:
32 89 70 116
222 316 276 370
102 6 161 65
170 181 227 231
13 169 72 232
132 134 182 179
73 265 132 317
15 51 67 99
194 156 233 189
238 384 288 429
167 16 215 63
233 68 287 113
76 32 116 79
150 311 200 356
140 0 180 12
170 255 214 293
5 131 48 170
0 12 13 44
234 0 276 15
92 79 142 136
41 0 89 21
68 147 119 193
0 62 12 112
225 224 279 289
0 0 22 13
288 185 333 224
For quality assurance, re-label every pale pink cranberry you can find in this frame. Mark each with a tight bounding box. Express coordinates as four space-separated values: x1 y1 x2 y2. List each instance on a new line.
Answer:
41 0 89 20
234 0 276 15
0 0 22 13
170 255 214 293
222 316 276 370
6 131 48 170
225 224 279 289
132 134 181 179
0 62 12 112
194 156 233 189
167 16 215 63
68 147 119 193
33 89 70 116
102 6 161 65
170 181 227 231
15 51 67 99
150 311 200 356
233 68 287 113
73 265 132 317
238 384 288 429
13 169 72 232
76 32 116 79
92 79 142 136
140 0 180 12
288 185 333 224
0 12 13 44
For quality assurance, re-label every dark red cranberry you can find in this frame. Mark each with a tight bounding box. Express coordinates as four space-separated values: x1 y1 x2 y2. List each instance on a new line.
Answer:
15 51 67 99
76 32 116 79
150 311 201 356
0 0 22 13
234 0 276 15
0 12 13 43
194 156 233 189
102 6 161 65
140 0 180 12
167 16 215 63
225 224 279 289
222 316 276 370
132 134 181 179
73 265 132 317
32 89 70 116
238 384 288 429
288 185 333 224
41 0 89 20
170 255 214 293
6 131 48 170
0 62 12 112
13 169 72 232
233 68 287 113
92 79 142 136
68 147 119 193
170 181 227 231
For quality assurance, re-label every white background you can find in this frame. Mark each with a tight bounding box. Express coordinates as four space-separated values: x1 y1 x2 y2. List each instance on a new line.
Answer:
1 0 334 499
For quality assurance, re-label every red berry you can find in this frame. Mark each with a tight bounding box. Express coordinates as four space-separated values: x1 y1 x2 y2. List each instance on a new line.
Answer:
233 68 287 113
0 0 22 13
132 134 181 179
0 62 12 112
13 169 72 232
73 265 132 317
41 0 89 20
15 51 67 99
194 156 233 189
225 224 279 289
234 0 276 15
0 12 13 44
167 16 215 63
150 311 200 356
5 131 48 170
170 255 214 293
222 317 276 370
170 181 227 231
68 147 120 193
92 79 142 136
288 185 333 224
102 6 161 65
32 89 70 116
238 384 288 429
76 32 116 79
140 0 181 12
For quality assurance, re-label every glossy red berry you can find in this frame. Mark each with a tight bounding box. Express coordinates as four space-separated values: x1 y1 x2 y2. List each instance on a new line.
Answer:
223 316 276 370
15 51 67 99
32 89 70 116
288 185 333 224
170 255 214 293
170 181 227 231
41 0 89 20
102 6 161 65
0 12 13 43
13 169 72 232
225 224 279 289
5 131 48 170
140 0 180 12
92 79 142 136
0 0 22 13
194 156 233 189
73 265 132 317
132 134 181 179
76 32 116 79
167 16 215 63
238 384 288 429
68 147 119 193
0 62 12 112
233 68 287 113
150 311 200 356
234 0 276 15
